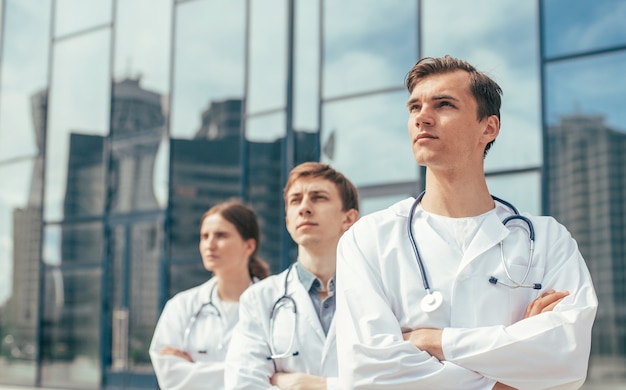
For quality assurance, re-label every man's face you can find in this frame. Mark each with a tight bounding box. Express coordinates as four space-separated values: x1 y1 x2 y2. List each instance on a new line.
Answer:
285 177 355 249
406 70 498 171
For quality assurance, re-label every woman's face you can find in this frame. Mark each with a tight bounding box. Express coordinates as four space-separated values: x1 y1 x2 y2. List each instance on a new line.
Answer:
198 213 255 275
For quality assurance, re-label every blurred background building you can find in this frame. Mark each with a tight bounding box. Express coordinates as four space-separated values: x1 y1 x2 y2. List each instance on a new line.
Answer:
0 0 624 389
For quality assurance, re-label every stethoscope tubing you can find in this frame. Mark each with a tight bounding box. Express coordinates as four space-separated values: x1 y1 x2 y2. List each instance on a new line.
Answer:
408 191 541 307
183 282 221 353
267 263 300 360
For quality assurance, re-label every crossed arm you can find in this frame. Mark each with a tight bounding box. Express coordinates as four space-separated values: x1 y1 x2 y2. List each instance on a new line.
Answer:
403 290 570 390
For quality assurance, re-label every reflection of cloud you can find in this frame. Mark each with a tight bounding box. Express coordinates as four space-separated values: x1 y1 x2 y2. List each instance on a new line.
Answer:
0 1 50 162
548 0 626 57
170 1 245 137
546 53 626 131
322 91 417 187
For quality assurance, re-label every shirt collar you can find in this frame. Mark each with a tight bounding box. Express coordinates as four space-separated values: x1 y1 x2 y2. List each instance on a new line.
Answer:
294 261 336 293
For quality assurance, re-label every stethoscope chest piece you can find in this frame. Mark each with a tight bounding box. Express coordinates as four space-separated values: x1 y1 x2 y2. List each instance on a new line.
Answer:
421 291 443 313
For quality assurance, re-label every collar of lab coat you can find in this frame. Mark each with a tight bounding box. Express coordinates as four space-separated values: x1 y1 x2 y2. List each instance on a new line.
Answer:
392 197 513 272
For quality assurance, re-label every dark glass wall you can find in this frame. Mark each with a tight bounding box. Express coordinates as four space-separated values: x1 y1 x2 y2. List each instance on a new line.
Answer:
542 0 626 383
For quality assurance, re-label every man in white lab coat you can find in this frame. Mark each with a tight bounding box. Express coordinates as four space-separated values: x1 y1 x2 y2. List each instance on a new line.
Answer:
335 55 598 389
225 162 359 389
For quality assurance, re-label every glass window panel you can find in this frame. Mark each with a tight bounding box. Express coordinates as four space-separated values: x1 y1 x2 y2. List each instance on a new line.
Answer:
110 220 162 370
171 0 245 138
247 0 287 113
544 50 626 384
246 112 285 142
54 0 112 38
321 91 417 187
44 30 110 221
293 0 319 131
545 52 626 130
42 222 103 266
486 172 541 216
40 266 102 389
422 0 542 172
110 0 171 213
0 0 51 163
0 159 41 385
169 136 242 261
113 0 170 93
543 0 626 58
323 0 417 98
168 261 211 299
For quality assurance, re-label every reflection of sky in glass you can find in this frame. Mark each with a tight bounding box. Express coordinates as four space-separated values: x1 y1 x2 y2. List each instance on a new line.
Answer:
114 0 171 94
546 51 626 131
543 0 626 58
171 0 245 138
487 172 541 215
0 0 51 162
247 0 287 113
42 225 61 266
293 0 319 131
247 112 286 142
55 0 112 38
322 91 417 187
323 0 417 98
0 160 35 304
45 31 110 221
423 0 542 171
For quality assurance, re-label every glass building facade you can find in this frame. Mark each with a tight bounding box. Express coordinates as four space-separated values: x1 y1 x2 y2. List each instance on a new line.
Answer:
0 0 623 388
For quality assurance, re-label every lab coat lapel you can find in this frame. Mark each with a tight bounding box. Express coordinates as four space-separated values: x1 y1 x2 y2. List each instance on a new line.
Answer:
459 209 510 271
289 271 327 344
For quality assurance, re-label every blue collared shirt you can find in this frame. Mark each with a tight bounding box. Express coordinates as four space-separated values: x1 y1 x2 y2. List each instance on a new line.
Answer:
295 261 336 335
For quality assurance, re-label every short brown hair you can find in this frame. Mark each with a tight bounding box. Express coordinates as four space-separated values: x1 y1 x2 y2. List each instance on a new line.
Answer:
283 162 359 212
405 55 502 156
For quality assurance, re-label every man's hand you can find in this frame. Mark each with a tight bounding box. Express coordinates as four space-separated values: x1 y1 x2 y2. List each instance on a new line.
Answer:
402 328 444 360
158 346 193 362
523 289 569 318
270 372 326 390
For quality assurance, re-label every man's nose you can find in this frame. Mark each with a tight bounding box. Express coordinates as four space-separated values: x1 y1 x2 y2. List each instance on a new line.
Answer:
298 197 313 215
415 106 434 127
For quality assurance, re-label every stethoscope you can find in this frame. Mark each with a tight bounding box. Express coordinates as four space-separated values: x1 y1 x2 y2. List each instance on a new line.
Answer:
266 263 300 360
408 191 542 313
183 282 223 354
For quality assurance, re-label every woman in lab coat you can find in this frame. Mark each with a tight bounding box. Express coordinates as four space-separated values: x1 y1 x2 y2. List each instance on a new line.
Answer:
149 201 270 390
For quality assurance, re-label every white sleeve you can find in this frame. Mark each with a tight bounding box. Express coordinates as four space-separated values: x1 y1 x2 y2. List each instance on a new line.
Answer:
224 289 279 390
149 299 226 390
335 227 495 390
442 221 598 389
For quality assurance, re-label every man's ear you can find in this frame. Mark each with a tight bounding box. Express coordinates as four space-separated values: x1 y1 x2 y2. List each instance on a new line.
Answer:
342 209 360 231
482 115 499 143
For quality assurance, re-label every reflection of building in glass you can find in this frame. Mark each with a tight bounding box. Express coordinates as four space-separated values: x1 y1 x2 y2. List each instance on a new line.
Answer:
170 97 318 272
547 113 626 377
110 77 164 212
1 89 47 360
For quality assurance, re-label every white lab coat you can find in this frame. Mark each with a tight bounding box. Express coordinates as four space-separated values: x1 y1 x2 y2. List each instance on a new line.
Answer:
149 277 237 390
225 266 341 390
335 198 598 390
